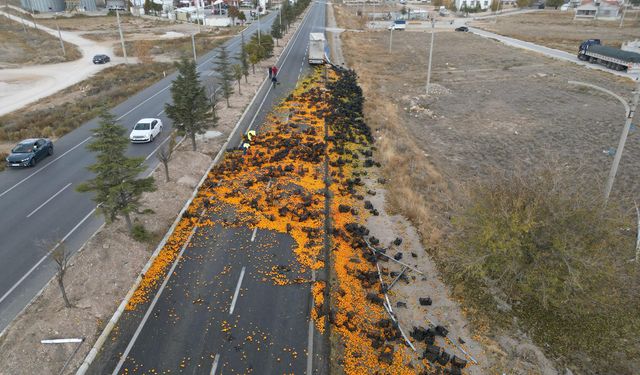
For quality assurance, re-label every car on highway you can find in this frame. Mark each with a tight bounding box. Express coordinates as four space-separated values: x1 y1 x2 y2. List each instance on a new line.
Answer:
455 26 469 32
92 54 111 64
5 138 53 167
129 118 163 143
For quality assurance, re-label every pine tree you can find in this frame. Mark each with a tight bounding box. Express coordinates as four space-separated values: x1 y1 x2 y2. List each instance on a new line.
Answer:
271 17 282 47
165 57 211 151
239 31 250 83
77 110 156 234
216 45 234 107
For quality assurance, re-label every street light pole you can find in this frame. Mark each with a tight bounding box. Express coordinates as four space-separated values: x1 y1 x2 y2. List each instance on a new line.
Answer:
619 0 627 27
569 79 640 204
116 8 128 64
257 6 261 44
604 81 639 203
191 33 197 61
426 18 435 95
55 14 65 56
389 26 393 53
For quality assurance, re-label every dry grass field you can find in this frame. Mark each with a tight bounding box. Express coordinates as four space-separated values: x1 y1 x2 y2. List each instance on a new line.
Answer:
472 10 640 53
0 14 81 68
338 13 640 373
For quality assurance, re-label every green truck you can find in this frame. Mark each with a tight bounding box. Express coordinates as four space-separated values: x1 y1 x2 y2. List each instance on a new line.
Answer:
578 39 640 74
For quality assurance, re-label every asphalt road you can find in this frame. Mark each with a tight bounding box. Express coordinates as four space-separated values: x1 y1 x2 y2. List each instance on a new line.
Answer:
0 12 279 334
88 2 328 373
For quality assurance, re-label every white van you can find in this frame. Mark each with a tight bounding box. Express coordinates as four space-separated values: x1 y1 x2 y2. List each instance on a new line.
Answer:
388 20 407 30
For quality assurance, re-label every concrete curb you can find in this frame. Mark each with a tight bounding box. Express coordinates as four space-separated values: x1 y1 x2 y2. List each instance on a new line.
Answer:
75 7 312 374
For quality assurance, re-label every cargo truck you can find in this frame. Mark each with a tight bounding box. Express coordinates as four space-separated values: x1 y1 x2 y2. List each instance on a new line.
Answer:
309 33 326 65
578 39 640 74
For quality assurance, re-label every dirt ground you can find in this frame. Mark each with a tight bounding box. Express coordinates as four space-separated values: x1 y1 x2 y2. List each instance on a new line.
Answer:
471 10 640 53
336 4 639 373
0 15 306 374
0 14 81 68
345 28 638 200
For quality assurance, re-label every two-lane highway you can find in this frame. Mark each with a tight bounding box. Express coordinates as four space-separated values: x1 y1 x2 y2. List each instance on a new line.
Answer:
0 13 278 333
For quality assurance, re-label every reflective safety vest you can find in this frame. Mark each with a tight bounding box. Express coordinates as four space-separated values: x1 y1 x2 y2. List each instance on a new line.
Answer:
246 130 256 141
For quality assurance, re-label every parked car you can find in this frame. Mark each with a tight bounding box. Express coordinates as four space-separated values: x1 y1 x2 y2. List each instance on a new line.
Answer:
5 138 53 167
129 118 163 143
93 54 111 64
455 26 469 32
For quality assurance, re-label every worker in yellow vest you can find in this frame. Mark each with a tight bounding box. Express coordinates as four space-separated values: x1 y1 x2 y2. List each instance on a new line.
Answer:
246 130 256 142
242 142 250 155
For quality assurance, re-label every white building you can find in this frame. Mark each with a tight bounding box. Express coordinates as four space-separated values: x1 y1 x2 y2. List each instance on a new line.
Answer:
455 0 493 11
575 0 621 19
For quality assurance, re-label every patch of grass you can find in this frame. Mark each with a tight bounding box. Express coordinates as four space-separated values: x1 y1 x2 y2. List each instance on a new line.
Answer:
0 62 173 142
0 14 82 66
131 223 152 243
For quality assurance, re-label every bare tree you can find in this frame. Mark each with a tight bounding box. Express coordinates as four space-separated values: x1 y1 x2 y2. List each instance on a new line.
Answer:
156 133 177 182
52 243 73 308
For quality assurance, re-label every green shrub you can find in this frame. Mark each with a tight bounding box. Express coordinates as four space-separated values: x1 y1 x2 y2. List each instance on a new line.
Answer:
131 223 152 242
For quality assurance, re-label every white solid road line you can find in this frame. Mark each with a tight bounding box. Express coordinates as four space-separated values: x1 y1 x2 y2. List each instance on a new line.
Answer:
0 136 91 200
306 318 314 375
26 182 71 218
210 353 220 375
250 227 258 242
111 226 198 375
243 3 317 141
115 86 170 122
229 266 246 315
0 206 96 306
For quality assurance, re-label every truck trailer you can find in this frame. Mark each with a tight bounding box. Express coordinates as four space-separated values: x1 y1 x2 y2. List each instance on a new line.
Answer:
578 39 640 74
308 33 326 65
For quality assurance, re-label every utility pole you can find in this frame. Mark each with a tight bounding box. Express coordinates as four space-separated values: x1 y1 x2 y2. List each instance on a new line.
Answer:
389 25 393 53
55 14 65 56
191 33 197 61
426 18 435 95
20 14 27 33
257 6 261 44
619 0 627 27
604 79 640 204
116 9 128 64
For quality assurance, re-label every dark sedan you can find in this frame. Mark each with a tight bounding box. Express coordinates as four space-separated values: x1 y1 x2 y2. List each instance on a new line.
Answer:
5 138 53 167
93 54 110 64
455 26 469 32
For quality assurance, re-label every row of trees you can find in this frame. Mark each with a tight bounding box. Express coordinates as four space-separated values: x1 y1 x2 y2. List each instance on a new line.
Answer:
77 0 313 237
